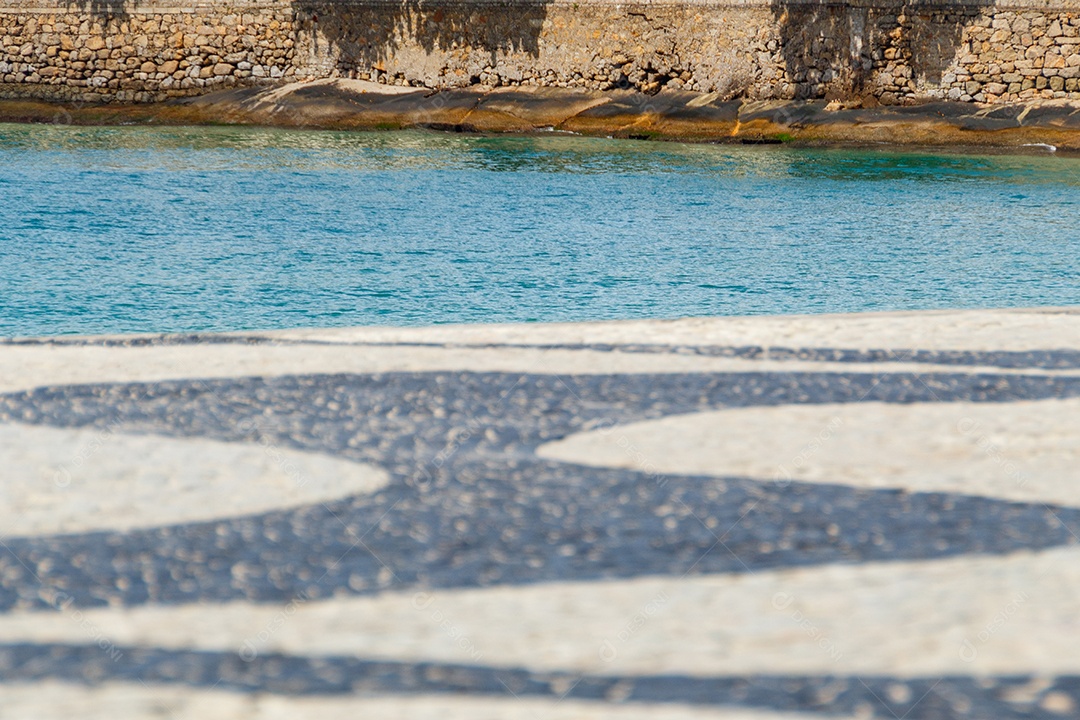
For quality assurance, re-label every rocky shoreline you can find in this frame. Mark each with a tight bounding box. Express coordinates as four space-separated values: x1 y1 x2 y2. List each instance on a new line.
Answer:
4 78 1080 150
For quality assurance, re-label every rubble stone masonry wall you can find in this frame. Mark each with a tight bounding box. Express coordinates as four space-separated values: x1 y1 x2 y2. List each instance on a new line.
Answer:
2 0 1080 105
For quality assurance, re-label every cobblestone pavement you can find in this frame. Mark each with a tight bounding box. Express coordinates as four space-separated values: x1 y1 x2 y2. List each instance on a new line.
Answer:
2 308 1080 719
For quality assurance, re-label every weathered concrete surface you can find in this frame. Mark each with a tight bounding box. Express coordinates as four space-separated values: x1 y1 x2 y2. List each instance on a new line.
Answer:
6 79 1080 148
2 307 1080 718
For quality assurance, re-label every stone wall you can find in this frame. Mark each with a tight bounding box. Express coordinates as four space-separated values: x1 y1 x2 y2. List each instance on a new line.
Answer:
0 1 297 103
3 0 1080 105
864 5 1080 103
290 1 776 99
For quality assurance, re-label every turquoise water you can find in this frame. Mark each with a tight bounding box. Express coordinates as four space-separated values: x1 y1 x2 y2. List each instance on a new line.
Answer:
1 124 1077 337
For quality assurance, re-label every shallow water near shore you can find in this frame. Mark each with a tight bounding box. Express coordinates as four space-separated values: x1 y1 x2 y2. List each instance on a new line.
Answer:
1 123 1078 337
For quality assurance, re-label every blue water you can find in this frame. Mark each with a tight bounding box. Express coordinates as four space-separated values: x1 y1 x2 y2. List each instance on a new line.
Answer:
0 124 1077 337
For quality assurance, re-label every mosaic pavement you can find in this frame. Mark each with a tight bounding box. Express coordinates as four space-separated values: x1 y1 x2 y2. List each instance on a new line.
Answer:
2 308 1080 719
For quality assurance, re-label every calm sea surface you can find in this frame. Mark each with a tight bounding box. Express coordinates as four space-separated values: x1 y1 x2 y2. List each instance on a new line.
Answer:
1 124 1077 337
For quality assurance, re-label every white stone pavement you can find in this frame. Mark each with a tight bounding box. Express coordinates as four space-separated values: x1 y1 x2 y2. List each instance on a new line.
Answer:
2 307 1079 719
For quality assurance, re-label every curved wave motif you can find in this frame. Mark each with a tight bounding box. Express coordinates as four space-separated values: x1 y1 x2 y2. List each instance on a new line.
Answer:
2 335 1079 718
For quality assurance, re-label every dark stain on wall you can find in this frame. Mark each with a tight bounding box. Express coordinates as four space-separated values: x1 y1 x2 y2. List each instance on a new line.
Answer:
292 0 551 82
64 0 135 20
770 0 992 102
